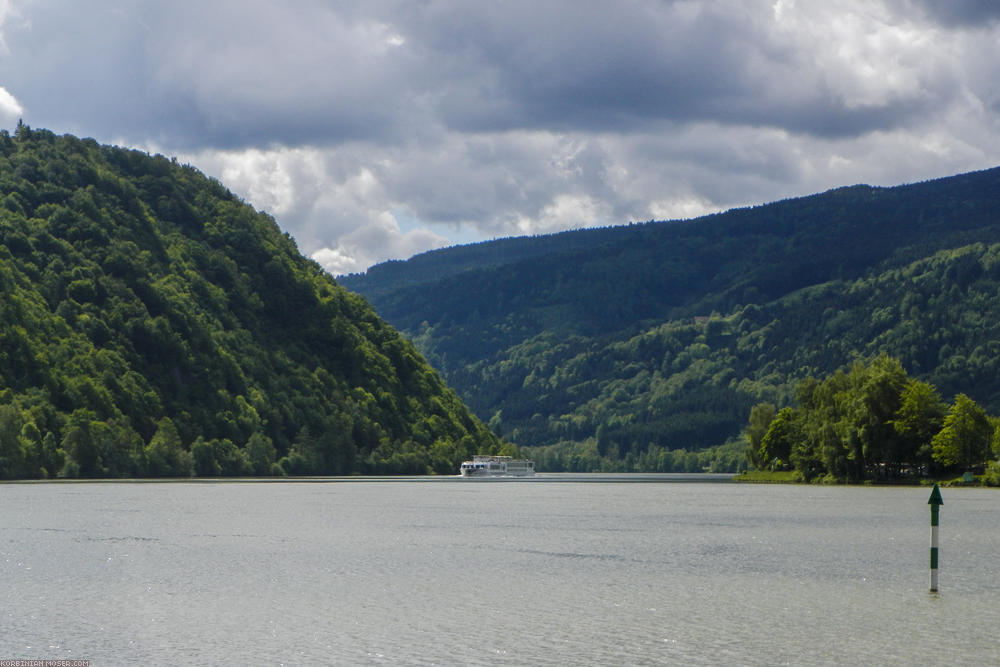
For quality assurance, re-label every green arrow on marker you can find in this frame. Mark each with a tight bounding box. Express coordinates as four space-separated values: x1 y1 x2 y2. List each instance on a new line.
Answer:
928 483 943 510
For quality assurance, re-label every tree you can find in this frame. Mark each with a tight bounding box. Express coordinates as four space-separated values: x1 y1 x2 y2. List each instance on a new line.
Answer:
245 431 276 476
759 407 799 470
0 404 29 478
191 437 221 477
844 354 908 479
932 394 993 470
746 355 964 481
0 128 505 480
892 379 945 472
146 417 192 477
39 432 63 479
280 427 322 475
429 437 462 475
60 409 102 477
92 419 144 478
744 403 776 470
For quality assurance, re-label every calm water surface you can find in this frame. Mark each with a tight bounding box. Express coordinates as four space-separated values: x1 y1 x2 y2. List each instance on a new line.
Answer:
2 477 999 665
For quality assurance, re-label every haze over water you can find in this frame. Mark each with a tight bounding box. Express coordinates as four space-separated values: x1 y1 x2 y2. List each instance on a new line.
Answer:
3 479 998 665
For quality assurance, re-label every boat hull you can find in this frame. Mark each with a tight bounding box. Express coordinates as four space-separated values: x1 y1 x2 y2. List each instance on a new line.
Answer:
459 455 535 477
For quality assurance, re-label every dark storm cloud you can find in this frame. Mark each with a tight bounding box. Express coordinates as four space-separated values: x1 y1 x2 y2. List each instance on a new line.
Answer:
0 3 156 140
902 0 1000 27
0 1 420 148
0 0 997 273
0 0 946 149
375 1 936 140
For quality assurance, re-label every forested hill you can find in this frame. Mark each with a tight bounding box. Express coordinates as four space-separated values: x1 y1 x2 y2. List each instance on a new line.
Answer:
341 166 1000 471
0 125 503 479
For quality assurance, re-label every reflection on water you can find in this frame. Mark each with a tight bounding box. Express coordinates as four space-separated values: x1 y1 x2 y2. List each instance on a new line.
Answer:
2 480 998 665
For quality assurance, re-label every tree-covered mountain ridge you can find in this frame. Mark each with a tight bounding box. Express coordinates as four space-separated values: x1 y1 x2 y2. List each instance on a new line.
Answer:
0 125 505 479
341 166 1000 471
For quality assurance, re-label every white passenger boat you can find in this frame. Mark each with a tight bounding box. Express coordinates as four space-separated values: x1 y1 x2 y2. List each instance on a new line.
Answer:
459 455 535 477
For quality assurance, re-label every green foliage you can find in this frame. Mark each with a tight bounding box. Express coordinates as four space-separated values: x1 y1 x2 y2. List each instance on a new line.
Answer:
146 418 192 477
747 356 998 482
524 436 744 474
759 407 798 471
744 402 775 470
892 380 945 467
0 126 502 478
245 431 276 476
931 394 993 470
735 469 802 483
343 167 1000 471
983 460 1000 486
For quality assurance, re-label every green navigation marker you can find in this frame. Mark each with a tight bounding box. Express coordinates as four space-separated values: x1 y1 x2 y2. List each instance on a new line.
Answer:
928 483 943 592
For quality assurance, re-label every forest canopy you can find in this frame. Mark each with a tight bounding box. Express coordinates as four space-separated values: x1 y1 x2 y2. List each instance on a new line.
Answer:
342 166 1000 472
0 125 504 479
745 354 1000 483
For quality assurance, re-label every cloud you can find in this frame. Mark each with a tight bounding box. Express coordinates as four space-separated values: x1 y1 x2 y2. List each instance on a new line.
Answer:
5 0 967 147
0 86 22 122
309 215 451 276
178 143 454 274
900 0 1000 28
0 1 998 274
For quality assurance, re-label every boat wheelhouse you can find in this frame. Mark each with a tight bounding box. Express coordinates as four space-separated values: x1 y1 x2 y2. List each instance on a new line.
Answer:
459 455 535 477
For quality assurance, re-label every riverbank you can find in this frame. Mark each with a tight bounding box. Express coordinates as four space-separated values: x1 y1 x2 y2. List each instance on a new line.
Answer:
733 470 803 483
733 469 998 487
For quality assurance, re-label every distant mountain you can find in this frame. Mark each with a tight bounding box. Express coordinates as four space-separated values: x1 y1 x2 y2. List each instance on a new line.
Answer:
0 125 503 479
341 166 1000 471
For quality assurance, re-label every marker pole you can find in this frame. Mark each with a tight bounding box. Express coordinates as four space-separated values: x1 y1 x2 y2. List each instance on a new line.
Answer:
928 484 943 593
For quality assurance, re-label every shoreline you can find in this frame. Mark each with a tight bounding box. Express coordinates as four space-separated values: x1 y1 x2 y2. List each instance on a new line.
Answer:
733 469 996 487
0 472 736 484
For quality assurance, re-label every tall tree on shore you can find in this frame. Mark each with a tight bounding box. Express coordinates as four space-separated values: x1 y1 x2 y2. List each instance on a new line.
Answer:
892 379 946 472
932 394 992 470
744 402 775 470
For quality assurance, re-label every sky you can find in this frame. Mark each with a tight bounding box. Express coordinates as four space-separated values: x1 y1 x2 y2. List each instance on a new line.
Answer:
0 0 999 275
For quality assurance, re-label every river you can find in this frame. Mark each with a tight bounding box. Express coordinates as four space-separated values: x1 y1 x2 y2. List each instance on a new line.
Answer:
2 477 998 665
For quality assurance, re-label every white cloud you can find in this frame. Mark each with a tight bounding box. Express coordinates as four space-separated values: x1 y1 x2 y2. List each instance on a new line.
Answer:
310 212 451 275
649 196 720 222
791 8 935 109
310 246 359 277
177 144 454 274
0 86 22 121
518 193 606 235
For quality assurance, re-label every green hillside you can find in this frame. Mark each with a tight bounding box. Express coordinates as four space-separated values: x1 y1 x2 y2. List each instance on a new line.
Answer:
0 125 504 479
341 167 1000 472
